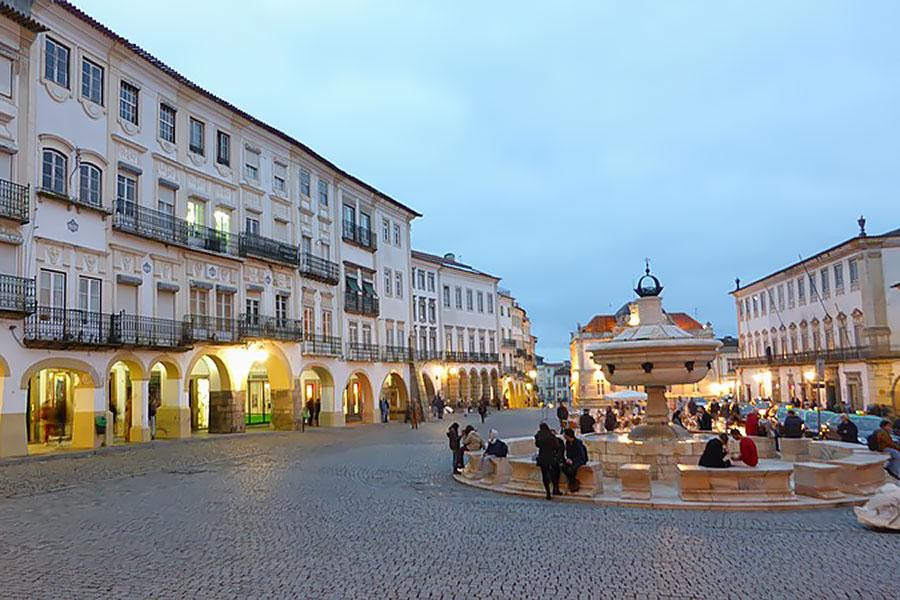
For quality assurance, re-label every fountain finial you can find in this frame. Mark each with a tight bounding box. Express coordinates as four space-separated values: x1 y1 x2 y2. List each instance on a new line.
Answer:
635 260 663 298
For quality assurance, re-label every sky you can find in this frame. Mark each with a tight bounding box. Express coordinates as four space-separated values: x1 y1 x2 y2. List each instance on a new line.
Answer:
74 0 899 361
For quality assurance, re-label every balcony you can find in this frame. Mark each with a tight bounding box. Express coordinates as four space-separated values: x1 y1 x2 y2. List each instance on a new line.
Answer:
239 314 303 342
301 334 343 357
342 221 377 252
112 314 190 350
0 274 35 316
501 338 516 348
382 345 410 363
346 342 380 361
414 349 442 362
239 232 299 266
299 252 340 285
0 178 29 223
183 315 240 344
24 307 116 349
733 346 897 368
344 291 379 317
113 201 239 257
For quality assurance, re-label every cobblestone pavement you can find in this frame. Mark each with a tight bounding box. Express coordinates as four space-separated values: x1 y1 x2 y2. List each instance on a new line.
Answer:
0 409 897 599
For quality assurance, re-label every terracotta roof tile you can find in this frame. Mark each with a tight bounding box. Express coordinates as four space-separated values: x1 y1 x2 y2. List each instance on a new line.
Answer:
582 315 617 334
668 312 704 331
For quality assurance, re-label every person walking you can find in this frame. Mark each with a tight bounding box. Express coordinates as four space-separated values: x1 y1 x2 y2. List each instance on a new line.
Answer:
305 399 315 427
562 428 588 492
534 423 562 500
148 393 160 440
313 399 321 427
478 398 488 424
410 402 419 430
447 423 463 474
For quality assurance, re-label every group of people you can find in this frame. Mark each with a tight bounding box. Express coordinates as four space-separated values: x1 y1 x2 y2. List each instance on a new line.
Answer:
556 403 621 435
304 399 322 427
447 423 486 473
698 428 758 468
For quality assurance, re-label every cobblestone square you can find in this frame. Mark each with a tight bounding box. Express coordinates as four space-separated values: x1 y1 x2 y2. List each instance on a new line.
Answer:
0 409 897 599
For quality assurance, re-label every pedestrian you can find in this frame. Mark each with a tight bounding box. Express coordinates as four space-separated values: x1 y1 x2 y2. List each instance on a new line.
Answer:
870 419 900 480
476 429 509 479
313 399 321 427
604 406 618 433
835 414 858 443
437 394 445 419
556 402 569 430
745 408 760 436
305 399 315 427
688 398 697 416
729 428 758 467
578 408 596 434
447 423 463 474
39 402 55 444
697 406 712 431
698 433 732 468
534 423 562 500
148 393 160 440
561 428 588 492
410 402 419 430
478 398 488 424
379 396 389 423
782 410 804 438
672 409 684 429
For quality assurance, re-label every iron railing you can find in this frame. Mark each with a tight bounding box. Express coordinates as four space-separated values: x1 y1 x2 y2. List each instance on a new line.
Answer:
414 349 442 362
342 220 377 251
0 179 29 223
381 345 410 362
733 346 875 368
112 314 189 349
345 342 380 361
444 351 500 363
0 274 35 315
238 314 303 341
500 337 516 348
344 291 379 317
239 232 300 265
298 252 340 285
24 307 115 347
301 334 343 357
183 314 240 343
113 201 239 257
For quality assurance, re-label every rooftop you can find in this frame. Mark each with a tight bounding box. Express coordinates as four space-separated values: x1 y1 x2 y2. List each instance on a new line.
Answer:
411 250 500 281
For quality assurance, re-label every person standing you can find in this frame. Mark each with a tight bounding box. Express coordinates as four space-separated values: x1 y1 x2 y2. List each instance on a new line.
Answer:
447 423 463 474
313 399 321 427
410 402 419 430
604 406 618 433
579 408 596 435
305 399 315 427
561 428 588 492
478 398 488 424
148 393 160 440
535 423 562 500
556 402 569 430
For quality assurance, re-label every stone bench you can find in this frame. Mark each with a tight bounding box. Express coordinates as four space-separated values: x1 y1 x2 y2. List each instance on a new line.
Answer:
462 451 511 485
505 437 536 457
793 462 843 499
620 463 651 500
748 435 778 459
808 440 868 462
677 461 794 502
825 454 887 496
779 437 810 462
507 458 602 498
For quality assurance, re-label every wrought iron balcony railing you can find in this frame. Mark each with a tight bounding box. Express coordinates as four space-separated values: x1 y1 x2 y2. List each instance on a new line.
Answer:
345 342 380 362
299 252 340 285
381 345 410 362
0 274 35 315
238 314 303 341
344 291 379 317
732 346 886 368
342 220 377 251
238 232 300 266
414 349 442 362
301 334 343 357
0 178 29 223
24 307 116 348
183 314 240 344
112 314 189 350
500 337 516 348
113 201 239 257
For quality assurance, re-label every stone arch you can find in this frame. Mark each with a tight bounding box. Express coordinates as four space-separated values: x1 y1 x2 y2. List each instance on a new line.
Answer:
148 356 187 439
0 354 9 378
299 363 336 426
891 375 900 413
490 369 500 404
458 369 468 405
186 352 239 433
20 357 101 389
343 370 373 423
105 353 147 381
380 371 409 419
184 351 233 392
147 354 182 380
480 369 490 401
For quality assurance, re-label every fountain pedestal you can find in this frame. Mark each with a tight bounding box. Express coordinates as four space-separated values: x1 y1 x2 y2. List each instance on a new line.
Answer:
628 385 691 441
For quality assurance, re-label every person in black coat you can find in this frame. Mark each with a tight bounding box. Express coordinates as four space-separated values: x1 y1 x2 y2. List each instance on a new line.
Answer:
562 428 588 492
604 407 618 433
579 409 596 435
836 414 859 444
556 403 569 429
782 410 804 438
698 433 732 468
534 423 562 500
697 407 712 431
447 423 463 474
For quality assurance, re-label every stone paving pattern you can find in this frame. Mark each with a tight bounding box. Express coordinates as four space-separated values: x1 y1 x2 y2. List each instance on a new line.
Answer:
0 410 897 599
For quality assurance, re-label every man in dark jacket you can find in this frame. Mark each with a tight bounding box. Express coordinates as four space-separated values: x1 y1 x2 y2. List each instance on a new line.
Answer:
562 429 589 492
698 433 731 468
579 409 596 435
604 407 618 432
534 423 562 499
447 423 463 474
556 403 569 429
782 410 804 438
697 407 713 431
836 414 859 444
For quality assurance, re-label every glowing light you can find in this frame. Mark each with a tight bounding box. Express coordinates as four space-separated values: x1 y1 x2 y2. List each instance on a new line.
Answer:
803 370 816 382
449 367 459 376
528 369 537 380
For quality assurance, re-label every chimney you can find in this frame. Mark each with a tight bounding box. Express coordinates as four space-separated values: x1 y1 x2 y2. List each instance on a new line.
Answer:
443 252 455 262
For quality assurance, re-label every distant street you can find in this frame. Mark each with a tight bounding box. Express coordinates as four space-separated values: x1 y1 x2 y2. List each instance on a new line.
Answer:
0 409 897 599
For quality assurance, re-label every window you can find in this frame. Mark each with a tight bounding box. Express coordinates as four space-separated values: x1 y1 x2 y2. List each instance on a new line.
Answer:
395 272 403 299
455 286 462 309
787 280 795 308
216 291 234 320
41 149 67 194
159 103 176 143
321 241 330 260
158 185 176 216
119 81 139 125
457 331 464 352
418 298 426 322
359 211 371 234
820 269 830 298
417 269 426 290
798 277 806 305
848 258 859 289
245 297 260 324
81 58 103 105
476 291 484 313
39 269 66 309
397 322 405 346
410 268 416 289
393 223 401 246
361 323 372 345
760 292 766 315
45 38 69 88
188 197 205 228
189 118 205 155
466 289 473 311
317 180 328 206
0 56 11 97
343 204 356 229
190 287 208 316
445 330 453 351
303 306 315 338
427 272 435 292
834 263 844 293
428 299 436 323
443 285 450 308
213 208 231 234
116 174 136 211
245 216 260 235
752 296 758 317
384 268 392 296
275 294 289 325
487 294 494 314
386 322 395 347
322 310 333 337
777 285 784 311
273 162 287 194
269 219 285 242
78 276 101 312
79 163 102 206
244 147 260 180
382 218 390 243
808 274 817 299
216 131 230 166
300 168 311 196
348 322 359 344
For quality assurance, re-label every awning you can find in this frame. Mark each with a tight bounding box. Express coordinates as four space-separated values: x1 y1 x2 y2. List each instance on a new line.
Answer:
345 277 361 293
362 280 377 297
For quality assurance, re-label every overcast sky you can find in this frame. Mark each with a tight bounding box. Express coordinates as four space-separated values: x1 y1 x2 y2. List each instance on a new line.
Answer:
75 0 898 361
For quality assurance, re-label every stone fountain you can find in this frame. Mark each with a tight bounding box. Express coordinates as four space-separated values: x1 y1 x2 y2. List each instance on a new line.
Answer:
584 265 722 478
